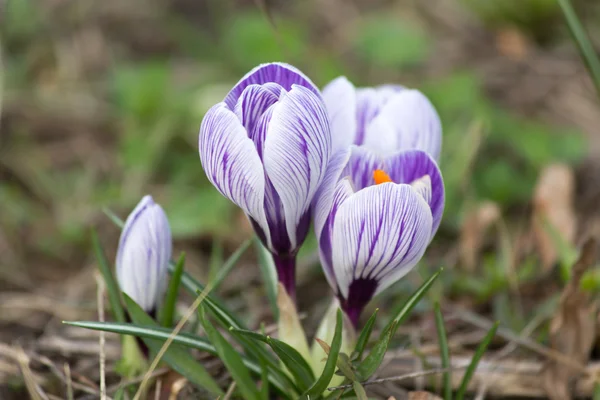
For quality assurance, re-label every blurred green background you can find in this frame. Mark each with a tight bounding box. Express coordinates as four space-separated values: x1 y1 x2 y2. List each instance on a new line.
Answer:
0 0 598 297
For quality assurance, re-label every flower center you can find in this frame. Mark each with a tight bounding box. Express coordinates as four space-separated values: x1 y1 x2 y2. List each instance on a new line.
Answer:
373 169 393 185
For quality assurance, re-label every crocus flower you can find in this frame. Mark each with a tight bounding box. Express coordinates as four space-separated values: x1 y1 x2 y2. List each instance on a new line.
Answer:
198 62 332 299
116 195 172 315
322 76 442 160
314 147 444 327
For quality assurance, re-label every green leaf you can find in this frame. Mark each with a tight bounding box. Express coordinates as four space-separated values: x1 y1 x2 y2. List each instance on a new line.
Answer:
355 321 397 381
92 229 125 323
176 268 245 329
353 308 378 362
384 269 442 331
200 307 261 400
231 328 314 391
352 381 368 400
455 322 499 400
64 319 291 396
434 303 452 400
102 207 125 229
260 356 270 400
557 0 600 97
302 310 343 397
357 270 442 380
207 238 224 285
124 295 223 395
255 237 279 319
210 238 252 292
160 252 186 328
228 330 299 396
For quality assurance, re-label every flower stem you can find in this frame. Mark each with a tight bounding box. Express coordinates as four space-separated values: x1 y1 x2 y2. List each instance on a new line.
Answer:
344 307 362 329
273 253 297 302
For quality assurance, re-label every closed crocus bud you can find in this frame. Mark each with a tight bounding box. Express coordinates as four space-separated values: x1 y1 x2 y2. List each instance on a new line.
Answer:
322 76 442 161
116 195 172 315
314 147 444 327
198 62 332 300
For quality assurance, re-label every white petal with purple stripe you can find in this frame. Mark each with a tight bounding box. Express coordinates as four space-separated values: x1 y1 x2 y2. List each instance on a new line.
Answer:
264 85 332 249
331 183 432 299
116 195 172 312
198 102 271 245
225 62 320 109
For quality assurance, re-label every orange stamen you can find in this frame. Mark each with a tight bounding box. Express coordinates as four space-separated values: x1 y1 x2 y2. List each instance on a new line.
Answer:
373 169 393 185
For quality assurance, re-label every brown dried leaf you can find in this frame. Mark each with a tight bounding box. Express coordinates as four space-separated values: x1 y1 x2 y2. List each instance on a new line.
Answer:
407 392 443 400
532 164 577 272
543 238 598 400
459 201 501 271
495 28 529 60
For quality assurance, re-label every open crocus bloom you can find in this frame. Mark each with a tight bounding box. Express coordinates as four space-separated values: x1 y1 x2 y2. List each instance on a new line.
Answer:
116 195 172 315
199 63 332 299
314 147 444 326
322 76 442 161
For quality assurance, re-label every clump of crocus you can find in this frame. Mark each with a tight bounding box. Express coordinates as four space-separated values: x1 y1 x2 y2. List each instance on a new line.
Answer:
322 76 442 160
116 195 172 316
315 110 444 326
198 62 332 300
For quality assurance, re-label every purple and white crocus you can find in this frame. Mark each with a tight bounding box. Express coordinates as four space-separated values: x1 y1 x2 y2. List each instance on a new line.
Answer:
322 76 442 160
116 195 172 315
315 78 444 327
199 63 332 299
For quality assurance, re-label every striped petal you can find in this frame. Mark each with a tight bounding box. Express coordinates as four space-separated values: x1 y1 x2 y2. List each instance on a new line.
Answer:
225 62 320 109
199 103 270 245
332 183 432 299
376 89 442 161
234 83 281 145
313 148 352 242
322 76 357 152
318 177 354 293
341 146 381 190
384 150 444 238
354 88 384 145
263 85 332 250
116 195 172 312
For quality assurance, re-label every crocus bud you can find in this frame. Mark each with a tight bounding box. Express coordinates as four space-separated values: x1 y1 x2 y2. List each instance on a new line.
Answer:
116 195 172 315
198 62 332 300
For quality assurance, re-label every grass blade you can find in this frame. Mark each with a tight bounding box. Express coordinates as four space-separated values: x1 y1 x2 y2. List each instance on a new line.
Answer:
232 328 315 391
91 229 125 323
357 270 442 380
208 238 224 285
200 306 261 400
124 295 223 395
228 330 299 395
177 269 245 328
434 303 452 400
385 269 442 331
352 381 368 400
102 207 125 229
160 252 185 328
302 309 343 397
210 238 252 292
355 321 397 380
63 319 292 395
455 321 499 400
352 308 378 362
557 0 600 97
255 238 279 319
